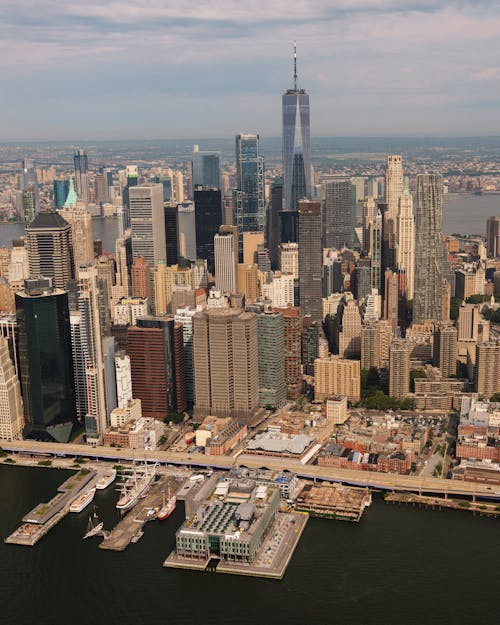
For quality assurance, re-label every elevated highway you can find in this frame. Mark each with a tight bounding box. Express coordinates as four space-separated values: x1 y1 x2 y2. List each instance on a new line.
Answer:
1 439 498 501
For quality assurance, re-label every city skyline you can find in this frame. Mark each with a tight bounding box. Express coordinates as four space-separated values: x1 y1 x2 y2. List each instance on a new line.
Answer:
1 2 500 140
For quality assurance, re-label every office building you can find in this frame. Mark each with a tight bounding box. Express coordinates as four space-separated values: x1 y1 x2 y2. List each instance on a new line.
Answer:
19 158 39 215
154 262 194 315
314 356 361 403
362 196 377 255
486 216 500 258
323 179 355 249
282 44 311 211
0 336 24 440
177 201 197 260
396 183 415 300
298 200 322 322
174 307 197 405
115 353 133 409
475 342 500 398
434 323 458 378
413 174 443 324
25 211 74 290
257 306 286 407
193 309 259 421
59 178 94 274
21 186 37 223
164 204 179 266
275 306 302 399
215 226 238 294
74 149 90 203
194 187 222 274
15 278 76 441
361 320 392 370
370 209 383 293
280 242 299 279
261 272 294 307
235 134 265 232
389 340 410 399
267 178 283 269
236 264 259 303
243 231 264 265
385 155 404 223
131 257 152 302
113 296 148 326
192 147 222 189
338 299 362 359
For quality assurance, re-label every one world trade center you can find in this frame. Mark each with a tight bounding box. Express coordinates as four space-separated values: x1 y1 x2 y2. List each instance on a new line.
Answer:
282 43 311 212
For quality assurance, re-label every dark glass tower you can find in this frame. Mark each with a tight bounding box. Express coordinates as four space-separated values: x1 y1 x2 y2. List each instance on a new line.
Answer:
164 204 179 266
53 179 70 209
20 158 40 214
298 200 323 322
266 178 283 269
282 44 311 212
15 278 77 442
194 187 222 274
235 134 265 232
192 149 222 190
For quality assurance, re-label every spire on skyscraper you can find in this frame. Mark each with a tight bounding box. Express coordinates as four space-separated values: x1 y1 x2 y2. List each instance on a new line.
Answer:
64 176 79 208
293 41 297 91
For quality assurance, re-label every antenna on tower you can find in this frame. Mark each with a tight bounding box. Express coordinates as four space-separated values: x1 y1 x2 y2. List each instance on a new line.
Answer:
293 40 298 90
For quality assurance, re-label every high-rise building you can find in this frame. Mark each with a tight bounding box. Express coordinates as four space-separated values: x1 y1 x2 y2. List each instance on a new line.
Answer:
236 264 259 303
53 179 70 209
361 320 392 370
129 185 166 289
115 353 133 409
257 306 286 407
74 149 90 203
362 196 377 255
275 306 302 399
16 278 76 441
214 226 238 294
384 269 400 335
314 356 360 403
396 183 415 300
153 262 194 315
20 158 39 214
323 179 355 249
434 323 458 378
413 174 443 324
95 168 110 204
177 201 197 261
338 299 362 359
21 186 37 224
370 209 382 293
0 336 24 440
193 308 259 421
474 341 500 398
385 155 404 223
235 134 265 232
25 211 74 290
131 257 152 302
298 200 322 322
267 178 283 269
282 43 311 211
192 148 222 190
194 187 222 274
280 242 299 279
59 178 94 274
261 272 294 307
242 231 264 265
127 316 186 418
389 339 410 399
164 204 179 266
486 216 500 258
174 307 197 405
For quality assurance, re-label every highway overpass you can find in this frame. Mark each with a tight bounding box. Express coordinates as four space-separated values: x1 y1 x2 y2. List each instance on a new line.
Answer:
1 439 498 501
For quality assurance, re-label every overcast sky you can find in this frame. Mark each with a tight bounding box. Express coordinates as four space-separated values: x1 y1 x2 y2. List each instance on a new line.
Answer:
1 1 499 140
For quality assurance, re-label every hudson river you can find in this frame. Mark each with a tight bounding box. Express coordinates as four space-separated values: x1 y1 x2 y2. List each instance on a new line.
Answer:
0 465 498 625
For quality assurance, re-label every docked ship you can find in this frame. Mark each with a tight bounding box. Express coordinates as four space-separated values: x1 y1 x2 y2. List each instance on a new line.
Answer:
158 488 176 521
95 469 117 490
70 487 96 513
116 462 158 511
83 509 104 539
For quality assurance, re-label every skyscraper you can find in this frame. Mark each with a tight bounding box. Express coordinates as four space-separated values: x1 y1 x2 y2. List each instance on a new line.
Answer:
298 200 322 322
194 187 222 274
20 158 39 214
74 148 90 203
53 179 70 209
235 134 265 232
214 226 238 294
193 308 259 421
434 323 458 378
177 201 197 261
0 336 24 440
164 204 179 266
282 43 311 211
396 183 415 300
413 174 444 324
389 339 410 399
274 305 302 399
323 179 355 249
266 178 283 269
16 277 76 441
174 307 197 405
59 178 94 275
385 155 404 223
474 341 500 398
257 306 286 407
25 211 74 290
129 184 166 271
486 216 500 258
192 147 222 189
370 209 382 293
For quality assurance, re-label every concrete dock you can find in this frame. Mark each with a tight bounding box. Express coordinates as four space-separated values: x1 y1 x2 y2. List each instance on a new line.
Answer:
4 469 98 546
385 492 500 517
164 511 308 580
99 474 184 551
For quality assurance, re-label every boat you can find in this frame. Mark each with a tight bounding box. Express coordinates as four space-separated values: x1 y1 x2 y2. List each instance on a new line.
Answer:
158 488 176 521
83 509 104 539
116 462 158 511
70 487 96 513
95 469 117 490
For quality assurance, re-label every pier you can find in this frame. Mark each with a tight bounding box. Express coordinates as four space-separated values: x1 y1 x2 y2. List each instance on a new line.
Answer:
385 492 500 517
99 474 184 551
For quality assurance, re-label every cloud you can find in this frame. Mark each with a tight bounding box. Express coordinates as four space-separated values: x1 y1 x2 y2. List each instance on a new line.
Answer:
0 1 499 138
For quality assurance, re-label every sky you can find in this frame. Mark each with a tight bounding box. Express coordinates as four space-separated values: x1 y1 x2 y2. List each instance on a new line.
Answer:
1 1 500 140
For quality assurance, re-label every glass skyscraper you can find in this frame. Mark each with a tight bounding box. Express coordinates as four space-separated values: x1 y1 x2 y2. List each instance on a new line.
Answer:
282 45 311 212
192 148 222 190
235 134 265 232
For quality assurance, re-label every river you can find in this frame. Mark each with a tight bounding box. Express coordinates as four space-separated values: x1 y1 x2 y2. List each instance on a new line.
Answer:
0 465 498 625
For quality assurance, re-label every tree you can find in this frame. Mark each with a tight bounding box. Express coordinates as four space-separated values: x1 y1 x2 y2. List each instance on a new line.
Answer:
490 393 500 402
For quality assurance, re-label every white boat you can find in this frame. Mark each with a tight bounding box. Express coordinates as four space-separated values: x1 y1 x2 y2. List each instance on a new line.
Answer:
83 509 104 539
70 487 96 513
95 469 117 490
158 488 176 521
116 462 158 511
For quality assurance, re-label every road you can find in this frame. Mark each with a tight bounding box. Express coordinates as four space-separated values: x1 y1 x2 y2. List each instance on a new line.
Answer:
1 439 498 500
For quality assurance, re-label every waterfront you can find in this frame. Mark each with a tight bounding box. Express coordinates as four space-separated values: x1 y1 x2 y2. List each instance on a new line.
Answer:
1 465 498 625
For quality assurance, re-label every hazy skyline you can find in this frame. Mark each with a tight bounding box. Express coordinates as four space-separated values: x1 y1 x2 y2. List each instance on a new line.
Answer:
1 1 500 140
